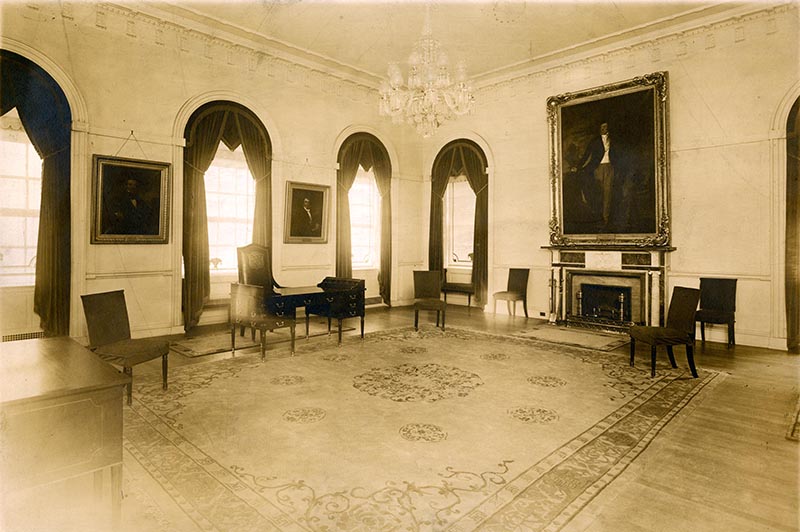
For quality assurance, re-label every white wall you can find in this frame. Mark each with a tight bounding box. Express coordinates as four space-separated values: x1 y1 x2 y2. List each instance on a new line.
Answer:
1 2 797 350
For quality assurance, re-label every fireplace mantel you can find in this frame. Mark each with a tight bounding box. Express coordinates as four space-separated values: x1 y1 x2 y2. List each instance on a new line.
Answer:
544 247 674 329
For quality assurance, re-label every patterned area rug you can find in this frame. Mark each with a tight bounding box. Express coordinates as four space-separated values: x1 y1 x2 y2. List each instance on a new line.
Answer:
123 326 721 531
514 325 629 351
171 321 354 357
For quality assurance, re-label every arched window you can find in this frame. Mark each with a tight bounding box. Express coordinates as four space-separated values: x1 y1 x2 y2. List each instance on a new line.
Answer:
336 133 392 305
0 50 72 336
430 140 488 306
182 102 272 331
349 165 381 269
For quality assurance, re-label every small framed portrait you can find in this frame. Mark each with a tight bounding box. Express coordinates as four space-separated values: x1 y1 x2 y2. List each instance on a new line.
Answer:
91 155 171 244
547 71 670 247
284 181 330 244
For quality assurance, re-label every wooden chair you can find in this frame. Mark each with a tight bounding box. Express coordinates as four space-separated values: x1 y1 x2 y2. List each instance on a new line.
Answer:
236 243 287 338
81 290 169 406
696 277 737 348
230 283 296 359
493 268 530 318
629 286 701 378
414 270 446 331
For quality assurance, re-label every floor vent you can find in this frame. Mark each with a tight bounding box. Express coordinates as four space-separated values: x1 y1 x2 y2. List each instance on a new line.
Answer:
2 331 46 342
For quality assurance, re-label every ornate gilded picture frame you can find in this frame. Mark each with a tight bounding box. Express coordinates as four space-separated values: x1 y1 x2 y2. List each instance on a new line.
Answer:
284 181 330 244
547 71 670 247
91 155 171 244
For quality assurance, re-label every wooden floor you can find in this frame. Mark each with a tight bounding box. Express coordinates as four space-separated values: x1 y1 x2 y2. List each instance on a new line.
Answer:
140 305 800 532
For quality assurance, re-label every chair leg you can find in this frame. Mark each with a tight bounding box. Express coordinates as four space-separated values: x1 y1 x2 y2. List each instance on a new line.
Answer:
629 338 636 366
231 324 236 356
650 346 657 378
327 316 332 336
259 329 266 361
467 294 471 314
507 301 512 316
686 343 699 378
700 321 706 343
305 314 311 339
728 322 735 348
290 323 296 355
436 311 440 327
666 345 678 368
161 354 168 390
414 309 419 331
523 298 528 318
123 366 133 406
360 316 365 340
441 307 446 330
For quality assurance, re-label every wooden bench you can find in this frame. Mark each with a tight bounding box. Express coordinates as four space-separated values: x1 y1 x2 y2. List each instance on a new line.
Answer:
441 268 475 310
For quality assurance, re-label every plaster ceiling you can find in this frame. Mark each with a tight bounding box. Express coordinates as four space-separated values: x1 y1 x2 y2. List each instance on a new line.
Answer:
151 1 743 83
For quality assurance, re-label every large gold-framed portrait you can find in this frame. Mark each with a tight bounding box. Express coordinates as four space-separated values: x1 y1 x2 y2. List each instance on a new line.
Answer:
547 71 670 247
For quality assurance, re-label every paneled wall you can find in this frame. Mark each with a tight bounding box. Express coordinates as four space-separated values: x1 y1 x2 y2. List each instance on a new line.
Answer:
1 2 797 350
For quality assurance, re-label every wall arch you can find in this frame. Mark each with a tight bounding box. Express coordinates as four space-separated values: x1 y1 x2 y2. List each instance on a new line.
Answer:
333 125 400 178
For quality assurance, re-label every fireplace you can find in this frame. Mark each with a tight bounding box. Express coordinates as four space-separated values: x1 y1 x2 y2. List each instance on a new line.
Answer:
578 284 632 322
564 269 649 330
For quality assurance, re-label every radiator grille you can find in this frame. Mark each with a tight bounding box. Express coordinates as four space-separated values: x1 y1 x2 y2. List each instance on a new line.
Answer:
2 331 46 342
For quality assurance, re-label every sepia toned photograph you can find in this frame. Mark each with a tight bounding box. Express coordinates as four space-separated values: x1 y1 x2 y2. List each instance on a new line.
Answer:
1 2 798 532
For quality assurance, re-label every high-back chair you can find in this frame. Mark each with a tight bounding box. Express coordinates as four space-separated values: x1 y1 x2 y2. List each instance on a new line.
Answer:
413 270 446 331
236 244 287 338
81 290 169 405
629 286 701 378
230 283 296 359
696 277 737 348
493 268 530 318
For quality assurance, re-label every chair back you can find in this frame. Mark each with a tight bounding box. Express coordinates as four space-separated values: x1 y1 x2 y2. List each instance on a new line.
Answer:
665 287 701 335
237 243 273 290
414 270 443 299
699 278 737 312
230 283 265 323
507 268 530 294
81 290 132 347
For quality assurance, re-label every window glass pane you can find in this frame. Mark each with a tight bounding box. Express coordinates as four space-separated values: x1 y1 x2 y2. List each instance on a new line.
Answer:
444 177 475 265
0 141 28 176
348 167 380 269
204 143 255 272
0 129 41 285
0 177 26 209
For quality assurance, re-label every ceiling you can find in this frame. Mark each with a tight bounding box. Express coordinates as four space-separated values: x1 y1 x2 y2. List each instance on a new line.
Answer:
151 1 743 84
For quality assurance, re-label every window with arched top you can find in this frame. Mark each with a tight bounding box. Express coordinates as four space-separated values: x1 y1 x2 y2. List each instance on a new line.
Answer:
430 140 488 306
182 101 272 331
336 133 392 305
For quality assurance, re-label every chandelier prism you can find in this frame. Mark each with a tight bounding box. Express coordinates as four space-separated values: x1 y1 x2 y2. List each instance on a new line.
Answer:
378 6 475 138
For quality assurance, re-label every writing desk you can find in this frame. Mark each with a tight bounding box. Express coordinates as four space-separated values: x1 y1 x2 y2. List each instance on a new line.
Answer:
0 337 130 528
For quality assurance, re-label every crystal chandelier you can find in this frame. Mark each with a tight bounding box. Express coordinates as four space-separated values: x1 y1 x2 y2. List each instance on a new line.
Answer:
378 6 474 138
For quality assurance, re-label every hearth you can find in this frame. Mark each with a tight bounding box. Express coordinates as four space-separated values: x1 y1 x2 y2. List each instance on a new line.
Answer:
578 284 632 322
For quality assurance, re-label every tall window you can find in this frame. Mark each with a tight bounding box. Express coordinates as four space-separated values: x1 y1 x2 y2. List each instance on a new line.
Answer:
204 144 254 273
349 166 381 269
444 175 475 267
0 109 42 287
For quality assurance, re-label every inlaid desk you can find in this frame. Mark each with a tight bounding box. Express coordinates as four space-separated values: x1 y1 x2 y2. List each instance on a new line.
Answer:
0 337 130 529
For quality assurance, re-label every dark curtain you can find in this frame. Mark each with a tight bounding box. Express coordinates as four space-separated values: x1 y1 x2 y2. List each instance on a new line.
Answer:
429 149 456 272
335 138 367 278
460 146 489 305
371 143 393 305
183 110 226 330
429 141 488 305
1 50 72 336
787 98 800 353
234 113 272 247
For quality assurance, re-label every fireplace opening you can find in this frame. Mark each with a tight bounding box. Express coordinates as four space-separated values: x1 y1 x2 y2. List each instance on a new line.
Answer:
578 284 632 322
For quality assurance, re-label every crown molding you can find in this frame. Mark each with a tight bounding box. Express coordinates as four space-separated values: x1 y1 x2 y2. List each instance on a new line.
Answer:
474 2 795 94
